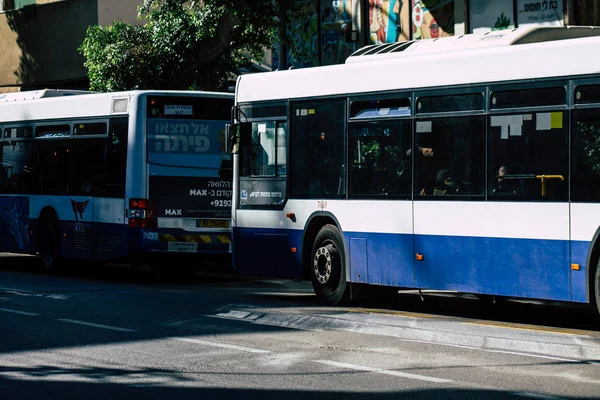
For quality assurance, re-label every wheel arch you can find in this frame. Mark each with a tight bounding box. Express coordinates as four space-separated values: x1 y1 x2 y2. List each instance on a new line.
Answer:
33 206 59 252
585 225 600 304
301 211 345 280
38 206 59 222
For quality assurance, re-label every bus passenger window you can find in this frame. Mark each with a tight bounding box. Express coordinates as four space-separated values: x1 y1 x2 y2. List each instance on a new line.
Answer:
102 118 128 197
0 139 34 194
488 112 568 200
414 115 485 197
572 108 600 202
348 119 411 197
290 99 346 199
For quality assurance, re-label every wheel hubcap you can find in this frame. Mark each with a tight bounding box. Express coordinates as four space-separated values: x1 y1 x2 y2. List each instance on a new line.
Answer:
314 243 335 284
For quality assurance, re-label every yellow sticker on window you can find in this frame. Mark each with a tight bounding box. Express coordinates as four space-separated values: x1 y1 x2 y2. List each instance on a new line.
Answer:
308 109 315 115
550 112 563 129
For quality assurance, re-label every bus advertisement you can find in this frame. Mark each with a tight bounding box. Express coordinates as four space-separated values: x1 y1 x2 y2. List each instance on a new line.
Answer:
227 26 600 316
0 89 234 273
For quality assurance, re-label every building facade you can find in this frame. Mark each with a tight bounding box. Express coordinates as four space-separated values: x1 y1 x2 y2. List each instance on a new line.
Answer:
1 0 599 92
275 0 600 70
0 0 139 93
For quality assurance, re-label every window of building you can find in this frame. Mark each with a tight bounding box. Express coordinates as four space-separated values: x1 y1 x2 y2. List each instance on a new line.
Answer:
469 0 514 33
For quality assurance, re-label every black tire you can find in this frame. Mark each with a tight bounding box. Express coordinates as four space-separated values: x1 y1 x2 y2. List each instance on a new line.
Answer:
310 224 348 305
37 214 63 274
593 260 600 317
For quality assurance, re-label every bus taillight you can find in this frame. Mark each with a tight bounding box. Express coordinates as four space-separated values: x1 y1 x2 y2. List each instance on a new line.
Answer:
128 199 157 229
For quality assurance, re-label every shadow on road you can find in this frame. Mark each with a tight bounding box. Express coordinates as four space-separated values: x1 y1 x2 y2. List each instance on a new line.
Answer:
1 253 599 333
0 365 583 400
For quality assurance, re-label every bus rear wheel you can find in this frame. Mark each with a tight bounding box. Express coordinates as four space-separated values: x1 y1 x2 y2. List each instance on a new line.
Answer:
37 214 63 275
310 224 348 305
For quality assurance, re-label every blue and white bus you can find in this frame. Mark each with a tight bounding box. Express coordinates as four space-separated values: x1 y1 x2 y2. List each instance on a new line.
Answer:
0 89 234 273
227 26 600 315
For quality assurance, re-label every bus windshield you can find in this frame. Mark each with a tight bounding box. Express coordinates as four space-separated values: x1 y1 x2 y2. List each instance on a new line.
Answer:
146 95 232 169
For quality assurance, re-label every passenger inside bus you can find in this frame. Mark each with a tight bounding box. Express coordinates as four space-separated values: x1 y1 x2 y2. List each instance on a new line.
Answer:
492 164 524 196
433 169 460 195
413 136 446 196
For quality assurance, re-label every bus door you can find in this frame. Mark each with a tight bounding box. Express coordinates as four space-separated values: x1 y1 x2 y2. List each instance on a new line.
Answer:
347 107 414 289
570 85 600 303
234 119 292 277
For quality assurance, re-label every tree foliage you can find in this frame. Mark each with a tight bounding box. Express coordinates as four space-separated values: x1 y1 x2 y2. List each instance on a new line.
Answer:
79 0 302 92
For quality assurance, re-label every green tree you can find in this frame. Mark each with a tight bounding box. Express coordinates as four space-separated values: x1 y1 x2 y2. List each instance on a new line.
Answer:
492 12 512 31
79 0 302 92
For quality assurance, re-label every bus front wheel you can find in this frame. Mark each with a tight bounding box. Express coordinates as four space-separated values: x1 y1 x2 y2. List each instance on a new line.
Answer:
310 224 348 306
37 214 62 274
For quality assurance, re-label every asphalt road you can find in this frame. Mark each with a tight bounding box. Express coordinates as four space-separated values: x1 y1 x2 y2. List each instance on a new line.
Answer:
0 254 599 400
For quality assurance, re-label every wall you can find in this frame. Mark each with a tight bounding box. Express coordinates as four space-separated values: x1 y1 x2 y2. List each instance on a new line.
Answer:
0 0 98 90
571 0 600 25
97 0 141 27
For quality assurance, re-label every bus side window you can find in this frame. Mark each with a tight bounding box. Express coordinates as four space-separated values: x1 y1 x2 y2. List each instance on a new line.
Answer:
572 108 600 202
488 112 568 200
102 118 128 198
38 142 64 195
0 139 33 194
348 120 411 197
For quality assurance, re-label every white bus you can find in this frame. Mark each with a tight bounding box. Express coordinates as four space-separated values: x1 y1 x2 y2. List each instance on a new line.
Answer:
0 89 234 273
227 26 600 315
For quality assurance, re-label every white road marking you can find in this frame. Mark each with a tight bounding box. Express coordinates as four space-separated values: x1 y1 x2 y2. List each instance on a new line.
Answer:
0 287 69 300
216 310 252 319
57 319 137 332
313 360 453 383
514 392 567 400
173 337 271 354
221 309 588 363
0 287 34 295
0 308 39 316
482 349 578 362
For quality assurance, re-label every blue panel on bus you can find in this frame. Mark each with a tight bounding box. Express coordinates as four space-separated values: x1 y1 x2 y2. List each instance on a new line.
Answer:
413 234 571 301
59 221 128 261
570 240 590 303
366 232 415 288
235 227 581 302
345 232 415 287
348 237 368 283
234 227 303 279
0 196 29 253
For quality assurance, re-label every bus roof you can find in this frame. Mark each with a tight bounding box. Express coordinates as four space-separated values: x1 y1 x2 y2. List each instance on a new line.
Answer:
235 26 600 104
0 90 233 124
345 25 600 64
0 89 91 103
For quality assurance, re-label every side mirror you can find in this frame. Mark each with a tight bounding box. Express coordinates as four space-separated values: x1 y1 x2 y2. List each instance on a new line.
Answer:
225 123 236 154
225 122 251 154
